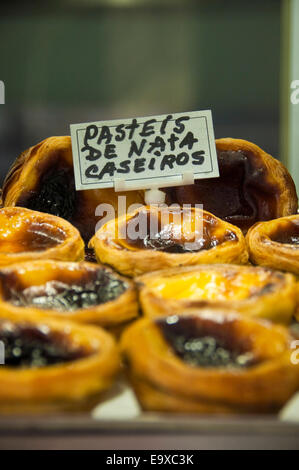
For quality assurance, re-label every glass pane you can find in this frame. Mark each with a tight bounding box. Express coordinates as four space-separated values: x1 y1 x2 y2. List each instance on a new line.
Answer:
0 0 282 182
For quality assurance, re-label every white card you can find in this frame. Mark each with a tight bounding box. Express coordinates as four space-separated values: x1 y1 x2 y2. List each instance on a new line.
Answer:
279 392 299 422
70 110 219 191
92 381 141 420
0 81 4 104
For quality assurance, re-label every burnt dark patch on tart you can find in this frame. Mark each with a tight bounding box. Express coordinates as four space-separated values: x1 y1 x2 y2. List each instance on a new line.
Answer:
163 150 279 232
1 268 128 312
0 321 87 368
0 218 66 254
157 315 257 369
19 221 66 252
121 207 237 253
18 167 76 222
270 219 299 246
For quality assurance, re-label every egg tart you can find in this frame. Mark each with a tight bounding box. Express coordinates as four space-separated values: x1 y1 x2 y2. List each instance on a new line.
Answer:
0 260 138 330
0 207 84 266
90 205 248 277
246 215 299 276
163 138 298 233
121 310 299 413
137 264 296 324
0 308 119 413
2 136 144 243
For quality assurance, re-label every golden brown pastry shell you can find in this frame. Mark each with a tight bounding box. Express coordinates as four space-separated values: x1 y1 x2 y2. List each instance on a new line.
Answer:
246 215 299 276
0 260 138 329
0 307 120 413
0 207 84 266
2 136 144 243
121 311 299 413
90 205 248 277
137 264 296 324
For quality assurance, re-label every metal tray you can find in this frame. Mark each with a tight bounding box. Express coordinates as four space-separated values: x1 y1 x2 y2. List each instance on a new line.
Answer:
0 376 299 450
0 411 298 450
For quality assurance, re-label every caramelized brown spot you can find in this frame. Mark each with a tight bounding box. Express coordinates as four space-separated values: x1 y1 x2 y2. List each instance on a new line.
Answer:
164 150 278 232
0 321 88 368
0 221 66 254
120 207 237 253
270 219 299 245
157 315 257 368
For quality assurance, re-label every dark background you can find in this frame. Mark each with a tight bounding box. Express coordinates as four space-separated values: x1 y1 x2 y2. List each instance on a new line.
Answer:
0 0 282 185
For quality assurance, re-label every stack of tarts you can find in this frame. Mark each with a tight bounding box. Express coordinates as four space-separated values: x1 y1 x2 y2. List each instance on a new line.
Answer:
0 135 299 415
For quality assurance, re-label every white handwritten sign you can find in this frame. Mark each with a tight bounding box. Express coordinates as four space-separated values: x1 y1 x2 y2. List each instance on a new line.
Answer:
70 110 219 191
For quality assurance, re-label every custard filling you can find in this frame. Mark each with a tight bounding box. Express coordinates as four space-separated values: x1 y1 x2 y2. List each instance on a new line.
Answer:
148 270 279 301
